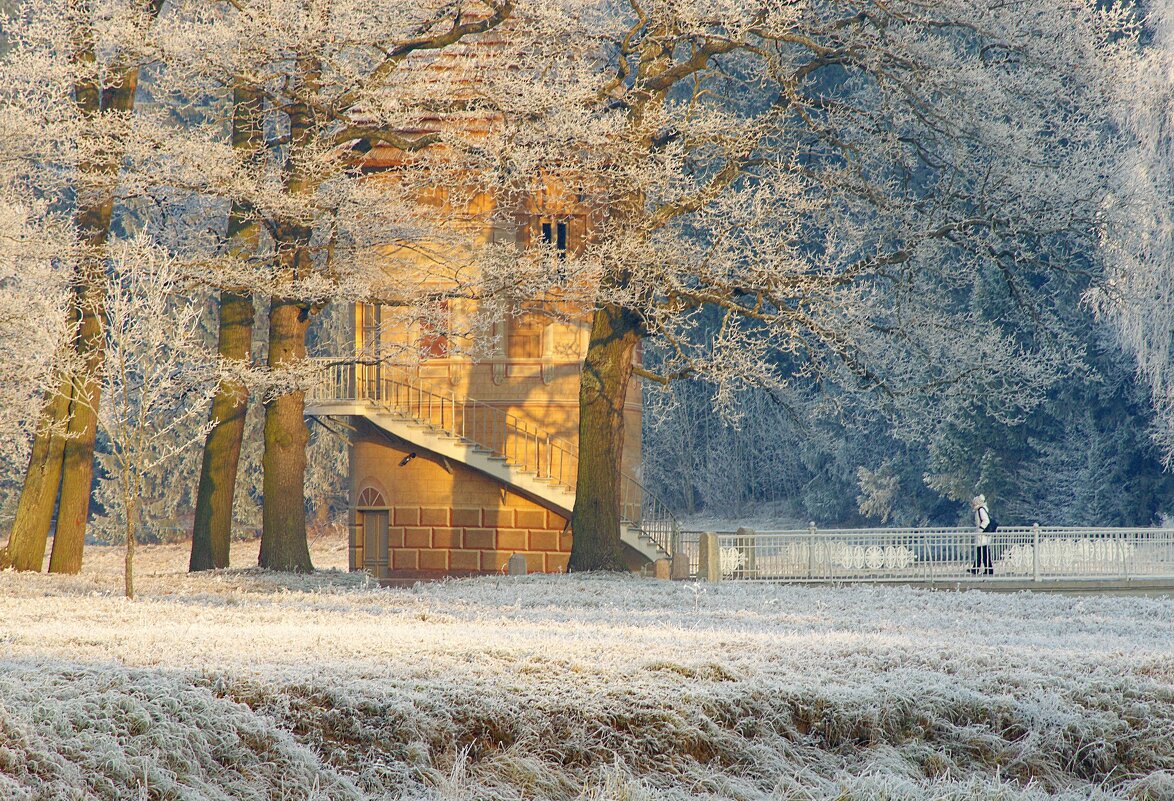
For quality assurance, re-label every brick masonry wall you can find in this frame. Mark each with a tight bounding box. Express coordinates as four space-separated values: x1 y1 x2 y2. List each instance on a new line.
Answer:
351 427 572 577
387 504 571 574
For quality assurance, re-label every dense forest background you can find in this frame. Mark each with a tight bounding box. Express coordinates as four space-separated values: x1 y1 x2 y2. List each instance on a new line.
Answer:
643 278 1174 529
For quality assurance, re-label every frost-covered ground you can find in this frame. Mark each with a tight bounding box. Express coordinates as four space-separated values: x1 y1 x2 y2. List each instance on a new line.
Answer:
0 536 1172 801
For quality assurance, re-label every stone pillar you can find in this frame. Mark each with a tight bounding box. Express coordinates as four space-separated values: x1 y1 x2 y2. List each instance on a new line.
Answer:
699 532 721 582
507 553 527 576
653 558 671 580
670 550 690 580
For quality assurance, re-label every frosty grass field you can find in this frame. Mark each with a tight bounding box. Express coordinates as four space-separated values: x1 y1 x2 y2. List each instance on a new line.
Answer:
0 533 1171 801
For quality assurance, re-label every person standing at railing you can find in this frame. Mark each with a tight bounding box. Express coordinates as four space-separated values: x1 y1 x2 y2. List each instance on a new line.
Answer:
970 495 996 575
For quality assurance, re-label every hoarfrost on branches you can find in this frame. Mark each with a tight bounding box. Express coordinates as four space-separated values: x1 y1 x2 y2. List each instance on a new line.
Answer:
0 201 71 498
486 0 1134 419
1098 3 1174 465
96 240 217 596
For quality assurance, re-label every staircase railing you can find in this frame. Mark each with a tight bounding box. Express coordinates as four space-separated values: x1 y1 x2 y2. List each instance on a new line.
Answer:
306 358 679 557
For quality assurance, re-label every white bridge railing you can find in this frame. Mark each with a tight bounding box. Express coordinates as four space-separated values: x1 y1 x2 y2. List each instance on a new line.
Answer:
681 525 1174 583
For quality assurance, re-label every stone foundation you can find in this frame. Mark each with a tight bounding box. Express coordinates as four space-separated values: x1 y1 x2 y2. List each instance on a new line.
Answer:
349 422 571 578
384 503 570 574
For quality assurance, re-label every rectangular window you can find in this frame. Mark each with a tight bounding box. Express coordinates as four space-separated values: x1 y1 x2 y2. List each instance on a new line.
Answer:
419 301 449 359
539 219 569 259
359 303 382 399
506 311 544 359
360 303 381 353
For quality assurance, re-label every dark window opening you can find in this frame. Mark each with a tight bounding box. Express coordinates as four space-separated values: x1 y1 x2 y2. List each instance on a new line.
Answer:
541 220 568 259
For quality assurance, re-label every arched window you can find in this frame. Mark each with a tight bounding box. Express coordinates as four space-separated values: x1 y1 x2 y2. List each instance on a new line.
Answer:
357 486 386 508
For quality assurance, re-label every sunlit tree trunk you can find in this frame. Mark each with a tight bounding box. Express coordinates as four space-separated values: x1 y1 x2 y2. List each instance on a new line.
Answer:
257 79 318 573
0 385 71 570
569 301 643 571
190 85 262 572
258 292 313 573
48 57 146 574
190 290 254 571
49 254 107 574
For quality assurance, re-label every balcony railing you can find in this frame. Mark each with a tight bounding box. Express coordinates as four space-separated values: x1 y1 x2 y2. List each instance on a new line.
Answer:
306 358 679 557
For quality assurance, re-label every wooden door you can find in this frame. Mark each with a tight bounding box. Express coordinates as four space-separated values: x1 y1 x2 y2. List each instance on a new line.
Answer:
361 510 389 576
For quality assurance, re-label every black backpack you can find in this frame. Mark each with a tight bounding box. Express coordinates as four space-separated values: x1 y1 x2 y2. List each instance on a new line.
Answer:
984 515 998 533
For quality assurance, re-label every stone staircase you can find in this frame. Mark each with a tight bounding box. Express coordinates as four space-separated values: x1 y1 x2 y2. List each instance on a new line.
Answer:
304 359 677 563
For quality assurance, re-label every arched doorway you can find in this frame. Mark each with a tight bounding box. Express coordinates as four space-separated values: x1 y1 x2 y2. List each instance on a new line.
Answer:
356 486 388 576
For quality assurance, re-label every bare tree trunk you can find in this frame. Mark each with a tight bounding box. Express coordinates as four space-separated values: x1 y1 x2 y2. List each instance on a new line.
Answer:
0 384 72 570
190 85 262 572
124 487 136 600
257 80 319 574
190 292 254 570
125 524 134 599
1 3 104 572
49 266 106 574
569 302 643 571
258 295 313 573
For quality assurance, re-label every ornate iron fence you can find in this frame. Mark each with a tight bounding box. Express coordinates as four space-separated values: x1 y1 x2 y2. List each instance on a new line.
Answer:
683 525 1174 583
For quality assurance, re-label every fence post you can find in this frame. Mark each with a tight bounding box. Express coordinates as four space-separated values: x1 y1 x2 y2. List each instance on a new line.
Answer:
807 521 816 579
736 527 757 578
1032 523 1040 583
699 532 721 582
1120 531 1129 580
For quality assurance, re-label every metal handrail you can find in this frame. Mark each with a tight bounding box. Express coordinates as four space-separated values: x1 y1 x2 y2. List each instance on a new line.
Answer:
306 358 679 556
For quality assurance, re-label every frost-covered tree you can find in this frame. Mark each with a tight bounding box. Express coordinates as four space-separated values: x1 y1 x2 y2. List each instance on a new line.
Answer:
152 0 516 571
0 201 71 539
1097 3 1174 464
484 0 1135 568
0 0 166 572
187 84 263 572
643 377 808 518
96 242 216 598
